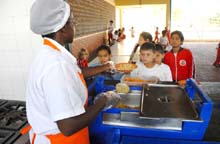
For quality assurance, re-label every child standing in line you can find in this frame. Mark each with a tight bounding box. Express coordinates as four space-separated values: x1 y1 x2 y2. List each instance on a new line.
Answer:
213 41 220 67
164 30 194 81
154 44 172 81
159 30 168 51
128 32 153 63
77 48 89 69
91 45 123 80
138 32 153 45
130 42 167 81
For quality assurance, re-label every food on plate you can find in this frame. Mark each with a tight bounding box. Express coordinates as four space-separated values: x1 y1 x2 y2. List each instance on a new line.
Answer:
178 80 186 86
115 63 137 73
116 103 139 109
124 76 157 83
124 76 146 82
116 83 130 93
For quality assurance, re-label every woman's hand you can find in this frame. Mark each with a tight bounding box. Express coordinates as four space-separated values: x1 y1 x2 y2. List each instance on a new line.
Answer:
94 91 121 109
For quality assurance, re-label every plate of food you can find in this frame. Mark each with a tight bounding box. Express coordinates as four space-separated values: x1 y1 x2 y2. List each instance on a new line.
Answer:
121 75 158 86
115 63 137 73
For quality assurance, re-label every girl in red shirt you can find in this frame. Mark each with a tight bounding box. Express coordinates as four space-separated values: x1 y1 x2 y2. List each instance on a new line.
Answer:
164 30 194 81
77 48 89 69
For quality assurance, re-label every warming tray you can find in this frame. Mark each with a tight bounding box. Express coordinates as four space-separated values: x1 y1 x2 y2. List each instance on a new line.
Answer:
140 84 200 121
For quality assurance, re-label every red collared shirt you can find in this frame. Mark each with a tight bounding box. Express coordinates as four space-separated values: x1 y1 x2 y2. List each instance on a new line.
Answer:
77 59 88 68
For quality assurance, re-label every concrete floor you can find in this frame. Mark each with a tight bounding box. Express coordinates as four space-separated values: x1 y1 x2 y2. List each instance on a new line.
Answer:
184 42 220 82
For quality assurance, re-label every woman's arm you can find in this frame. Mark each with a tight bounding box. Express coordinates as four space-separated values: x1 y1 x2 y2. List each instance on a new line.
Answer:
81 63 112 78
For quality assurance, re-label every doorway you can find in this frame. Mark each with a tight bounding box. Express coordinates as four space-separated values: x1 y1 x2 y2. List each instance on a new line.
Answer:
116 5 167 38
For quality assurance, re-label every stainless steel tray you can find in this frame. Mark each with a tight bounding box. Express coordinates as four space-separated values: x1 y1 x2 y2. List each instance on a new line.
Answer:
140 84 200 121
103 112 183 130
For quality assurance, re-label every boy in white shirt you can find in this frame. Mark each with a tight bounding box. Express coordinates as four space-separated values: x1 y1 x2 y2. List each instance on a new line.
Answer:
130 42 165 81
154 44 173 81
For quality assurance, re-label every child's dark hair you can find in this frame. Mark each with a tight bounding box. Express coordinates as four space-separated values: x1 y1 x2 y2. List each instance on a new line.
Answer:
96 45 111 55
140 32 153 42
114 30 118 35
171 30 184 42
78 48 89 59
140 42 156 52
155 44 164 54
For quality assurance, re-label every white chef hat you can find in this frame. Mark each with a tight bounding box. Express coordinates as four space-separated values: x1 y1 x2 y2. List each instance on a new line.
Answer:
30 0 70 35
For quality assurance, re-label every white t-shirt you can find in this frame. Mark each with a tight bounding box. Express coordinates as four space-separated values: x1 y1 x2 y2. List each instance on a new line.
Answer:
130 62 172 81
130 62 162 81
26 38 87 144
158 63 173 81
108 24 114 33
159 36 168 46
113 34 118 40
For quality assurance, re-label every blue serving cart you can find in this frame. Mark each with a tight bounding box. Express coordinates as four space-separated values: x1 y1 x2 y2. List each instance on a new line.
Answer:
89 79 214 144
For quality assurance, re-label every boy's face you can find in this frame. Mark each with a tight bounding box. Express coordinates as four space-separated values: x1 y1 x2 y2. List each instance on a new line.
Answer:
154 51 164 64
139 50 155 64
171 34 182 48
138 36 149 46
97 50 111 64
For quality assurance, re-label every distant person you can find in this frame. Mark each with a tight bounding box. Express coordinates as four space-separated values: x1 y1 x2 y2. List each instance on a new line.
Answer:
77 48 89 69
154 27 160 43
213 41 220 67
159 30 169 51
130 26 135 37
165 26 171 44
119 27 126 40
130 42 167 81
107 20 114 45
164 30 194 81
112 30 119 44
118 28 122 37
154 44 172 81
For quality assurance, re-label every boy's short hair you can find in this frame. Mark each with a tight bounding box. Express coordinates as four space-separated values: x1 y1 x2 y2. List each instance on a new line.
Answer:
171 30 184 42
155 44 164 54
140 32 152 42
140 42 156 52
96 45 111 55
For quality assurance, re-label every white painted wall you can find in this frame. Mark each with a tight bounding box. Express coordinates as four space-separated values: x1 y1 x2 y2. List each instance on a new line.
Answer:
0 0 42 100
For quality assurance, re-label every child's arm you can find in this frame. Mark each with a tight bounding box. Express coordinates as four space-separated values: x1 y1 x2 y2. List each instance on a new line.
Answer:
187 51 194 78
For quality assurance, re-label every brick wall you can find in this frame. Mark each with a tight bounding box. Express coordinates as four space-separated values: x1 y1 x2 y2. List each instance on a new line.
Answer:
68 0 115 61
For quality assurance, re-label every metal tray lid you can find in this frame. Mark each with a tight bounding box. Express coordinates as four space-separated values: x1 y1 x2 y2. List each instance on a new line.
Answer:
140 84 200 121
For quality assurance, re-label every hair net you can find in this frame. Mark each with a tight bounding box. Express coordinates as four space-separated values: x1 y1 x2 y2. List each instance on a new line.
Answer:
30 0 70 35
